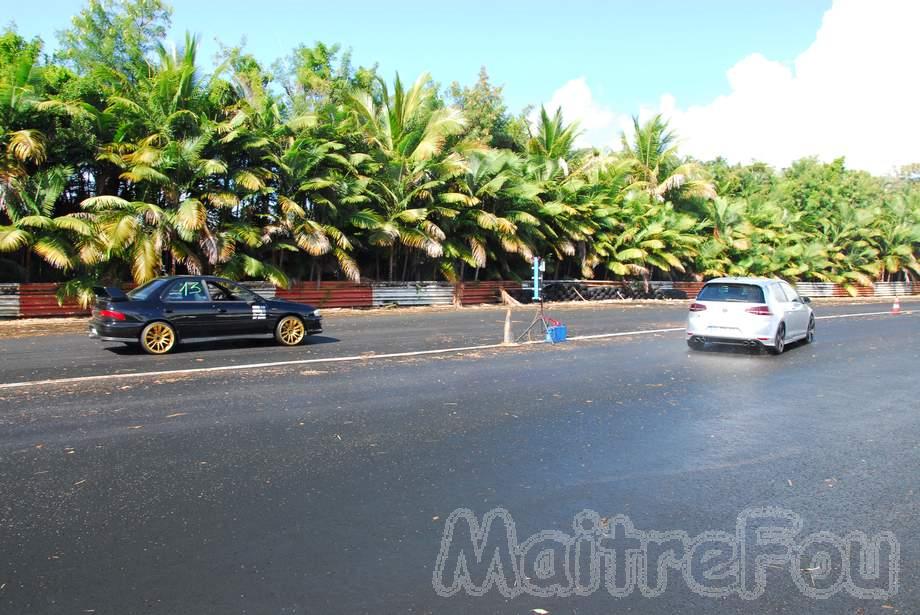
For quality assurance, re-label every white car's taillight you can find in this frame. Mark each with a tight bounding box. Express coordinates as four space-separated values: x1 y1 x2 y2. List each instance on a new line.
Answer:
745 305 772 316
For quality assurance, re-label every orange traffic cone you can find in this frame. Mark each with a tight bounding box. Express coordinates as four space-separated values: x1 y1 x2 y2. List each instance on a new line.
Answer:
891 297 901 315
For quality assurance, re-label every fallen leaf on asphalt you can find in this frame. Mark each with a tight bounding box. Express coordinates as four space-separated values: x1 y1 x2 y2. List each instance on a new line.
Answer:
73 479 86 486
127 425 143 430
532 609 550 615
787 479 793 487
165 412 187 418
432 516 440 521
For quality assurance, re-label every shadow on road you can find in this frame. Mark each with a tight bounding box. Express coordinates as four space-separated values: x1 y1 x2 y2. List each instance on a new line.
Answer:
104 335 340 355
690 339 810 357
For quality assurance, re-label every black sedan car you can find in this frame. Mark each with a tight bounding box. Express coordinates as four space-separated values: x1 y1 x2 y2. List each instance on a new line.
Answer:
88 276 322 354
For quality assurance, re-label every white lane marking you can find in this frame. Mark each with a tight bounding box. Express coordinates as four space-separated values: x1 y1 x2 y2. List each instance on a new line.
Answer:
0 309 911 390
815 310 910 320
0 343 510 390
568 327 685 340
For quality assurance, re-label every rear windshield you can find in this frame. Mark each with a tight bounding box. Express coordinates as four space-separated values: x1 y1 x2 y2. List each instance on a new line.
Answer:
697 283 765 303
127 279 166 301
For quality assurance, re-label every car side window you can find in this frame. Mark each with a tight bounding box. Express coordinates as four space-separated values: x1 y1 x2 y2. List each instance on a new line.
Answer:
206 280 259 302
781 282 800 302
164 279 209 302
224 282 260 303
206 281 232 302
772 284 789 302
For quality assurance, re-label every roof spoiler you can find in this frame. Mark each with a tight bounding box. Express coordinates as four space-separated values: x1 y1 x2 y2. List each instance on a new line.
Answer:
92 286 129 302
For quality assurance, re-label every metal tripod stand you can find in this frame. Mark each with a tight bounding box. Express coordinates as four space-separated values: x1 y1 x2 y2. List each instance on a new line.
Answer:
515 298 555 343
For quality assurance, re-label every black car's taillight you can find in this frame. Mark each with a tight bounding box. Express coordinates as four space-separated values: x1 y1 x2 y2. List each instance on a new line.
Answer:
98 309 126 321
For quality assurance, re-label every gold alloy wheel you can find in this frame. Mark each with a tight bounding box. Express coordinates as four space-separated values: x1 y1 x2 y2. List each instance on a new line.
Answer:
277 316 305 346
142 322 176 354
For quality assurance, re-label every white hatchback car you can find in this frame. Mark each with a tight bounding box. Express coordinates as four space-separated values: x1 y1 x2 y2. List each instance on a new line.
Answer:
686 277 815 354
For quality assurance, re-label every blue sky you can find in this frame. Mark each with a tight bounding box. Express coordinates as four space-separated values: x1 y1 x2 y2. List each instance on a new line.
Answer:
12 0 830 113
10 1 919 173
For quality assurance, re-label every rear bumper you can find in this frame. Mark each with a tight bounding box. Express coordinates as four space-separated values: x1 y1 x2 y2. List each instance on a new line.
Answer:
88 320 143 342
688 333 765 348
686 316 778 347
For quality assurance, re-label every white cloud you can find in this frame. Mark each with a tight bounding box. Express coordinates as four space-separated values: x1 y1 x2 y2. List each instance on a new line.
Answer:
541 0 920 174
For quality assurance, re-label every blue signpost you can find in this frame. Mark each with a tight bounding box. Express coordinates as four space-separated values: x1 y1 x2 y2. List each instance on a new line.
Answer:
532 257 542 301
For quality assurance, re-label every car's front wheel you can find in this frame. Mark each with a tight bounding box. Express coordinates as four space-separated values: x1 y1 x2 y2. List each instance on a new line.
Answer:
687 338 705 351
140 321 176 355
275 315 306 346
769 323 786 355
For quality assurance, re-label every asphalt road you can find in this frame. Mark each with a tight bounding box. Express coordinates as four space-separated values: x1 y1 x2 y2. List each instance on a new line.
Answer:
0 300 917 613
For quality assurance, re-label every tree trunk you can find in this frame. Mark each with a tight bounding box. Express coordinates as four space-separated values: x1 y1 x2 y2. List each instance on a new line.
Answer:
401 249 410 281
388 247 395 282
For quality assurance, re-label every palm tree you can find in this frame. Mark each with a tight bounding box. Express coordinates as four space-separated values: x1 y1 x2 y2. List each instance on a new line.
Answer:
88 33 281 284
266 123 372 282
873 192 920 282
346 73 467 280
0 166 97 277
442 148 543 280
608 194 702 284
621 114 715 204
0 46 47 192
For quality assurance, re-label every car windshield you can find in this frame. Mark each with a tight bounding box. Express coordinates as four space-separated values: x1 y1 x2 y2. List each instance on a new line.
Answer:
697 283 765 303
126 279 166 300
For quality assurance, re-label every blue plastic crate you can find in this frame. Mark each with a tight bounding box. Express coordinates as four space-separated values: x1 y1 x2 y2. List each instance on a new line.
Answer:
546 324 567 343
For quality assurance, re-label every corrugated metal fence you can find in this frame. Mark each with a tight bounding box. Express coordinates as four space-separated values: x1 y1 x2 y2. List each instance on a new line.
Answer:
0 284 19 318
1 278 917 319
275 281 373 309
371 282 455 306
872 282 916 296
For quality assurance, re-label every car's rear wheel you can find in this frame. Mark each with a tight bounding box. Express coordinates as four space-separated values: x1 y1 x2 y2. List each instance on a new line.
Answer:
687 338 705 351
275 315 306 346
140 321 176 355
769 323 786 355
805 316 815 344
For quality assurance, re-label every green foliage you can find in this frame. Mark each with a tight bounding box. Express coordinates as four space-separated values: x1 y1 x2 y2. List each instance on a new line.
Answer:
0 1 919 294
